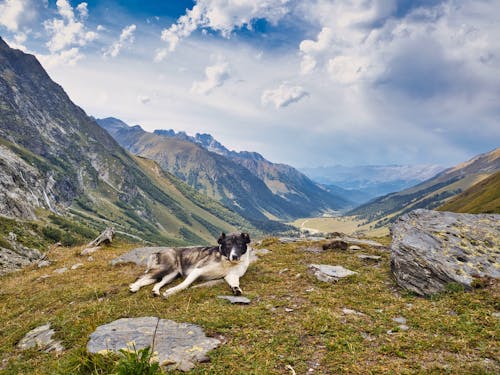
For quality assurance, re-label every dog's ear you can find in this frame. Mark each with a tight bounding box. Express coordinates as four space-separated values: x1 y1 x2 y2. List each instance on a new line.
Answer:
241 232 251 244
218 232 226 244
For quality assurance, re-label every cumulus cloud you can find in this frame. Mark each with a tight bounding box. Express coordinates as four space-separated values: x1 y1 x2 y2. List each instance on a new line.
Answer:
37 47 83 68
191 60 230 95
103 24 136 58
0 0 38 32
44 0 97 53
156 0 290 60
261 83 309 108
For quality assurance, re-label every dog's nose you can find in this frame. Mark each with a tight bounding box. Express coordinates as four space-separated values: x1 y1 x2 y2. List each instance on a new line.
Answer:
230 254 239 261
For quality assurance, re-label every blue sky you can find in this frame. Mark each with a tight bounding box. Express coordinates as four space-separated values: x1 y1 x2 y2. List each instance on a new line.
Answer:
0 0 499 168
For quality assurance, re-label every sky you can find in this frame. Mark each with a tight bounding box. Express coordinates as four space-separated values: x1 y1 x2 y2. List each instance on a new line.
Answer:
0 0 499 168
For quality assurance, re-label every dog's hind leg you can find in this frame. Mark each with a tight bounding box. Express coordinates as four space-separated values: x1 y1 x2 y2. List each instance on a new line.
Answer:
224 273 242 295
162 268 203 299
152 271 178 296
129 274 157 293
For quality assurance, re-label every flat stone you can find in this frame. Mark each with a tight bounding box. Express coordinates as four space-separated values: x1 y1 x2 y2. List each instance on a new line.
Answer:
342 308 365 316
349 245 362 251
357 254 382 261
217 295 251 304
392 316 407 324
71 263 83 270
87 317 220 371
301 246 324 253
308 264 357 283
17 324 64 353
391 209 500 296
492 312 500 318
53 267 68 274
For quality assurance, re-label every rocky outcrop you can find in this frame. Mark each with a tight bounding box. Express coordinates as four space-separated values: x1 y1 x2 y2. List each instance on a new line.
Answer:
87 317 220 371
391 209 500 296
0 232 42 275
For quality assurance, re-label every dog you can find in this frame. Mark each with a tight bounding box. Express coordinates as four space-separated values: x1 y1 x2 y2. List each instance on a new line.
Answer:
129 232 251 298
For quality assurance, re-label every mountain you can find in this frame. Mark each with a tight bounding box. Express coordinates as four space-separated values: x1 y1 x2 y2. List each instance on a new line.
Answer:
97 118 350 224
348 147 500 227
438 170 500 214
152 128 353 212
0 37 255 249
300 164 445 202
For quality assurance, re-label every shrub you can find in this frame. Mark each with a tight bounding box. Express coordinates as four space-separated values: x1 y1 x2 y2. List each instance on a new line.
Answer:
114 345 162 375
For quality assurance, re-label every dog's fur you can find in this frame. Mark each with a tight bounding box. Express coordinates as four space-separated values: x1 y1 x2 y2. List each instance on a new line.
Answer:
129 232 251 298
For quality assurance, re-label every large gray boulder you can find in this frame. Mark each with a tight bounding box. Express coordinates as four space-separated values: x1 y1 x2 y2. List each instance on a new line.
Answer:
0 232 42 276
87 317 220 371
391 209 500 296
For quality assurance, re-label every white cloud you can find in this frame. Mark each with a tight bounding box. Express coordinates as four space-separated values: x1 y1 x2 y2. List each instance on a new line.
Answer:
76 2 88 19
137 95 151 104
103 24 136 58
43 0 97 56
191 59 230 95
0 0 37 32
157 0 291 58
37 47 83 68
261 83 309 108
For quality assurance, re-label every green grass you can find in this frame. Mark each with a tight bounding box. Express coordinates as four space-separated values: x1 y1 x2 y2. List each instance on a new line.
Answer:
439 171 500 214
0 238 498 374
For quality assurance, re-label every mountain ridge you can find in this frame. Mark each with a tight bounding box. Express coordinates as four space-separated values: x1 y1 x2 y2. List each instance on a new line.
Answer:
97 117 351 224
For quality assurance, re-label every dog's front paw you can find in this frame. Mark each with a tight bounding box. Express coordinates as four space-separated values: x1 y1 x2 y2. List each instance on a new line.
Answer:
129 284 139 293
162 290 174 299
232 286 242 296
152 289 161 297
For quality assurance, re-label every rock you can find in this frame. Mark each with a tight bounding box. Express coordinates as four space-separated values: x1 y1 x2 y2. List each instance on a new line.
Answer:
87 317 220 371
357 254 382 261
80 246 100 256
492 312 500 318
0 237 42 276
398 324 409 331
392 316 407 324
110 247 170 266
326 236 386 249
17 324 64 353
71 263 83 270
301 246 324 253
37 260 51 268
349 245 362 251
322 240 348 251
284 307 294 312
342 308 365 316
308 264 357 282
391 209 500 296
217 295 251 304
53 267 68 274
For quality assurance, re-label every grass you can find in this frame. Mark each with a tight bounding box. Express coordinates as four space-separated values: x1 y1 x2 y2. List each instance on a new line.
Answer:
289 216 389 237
0 238 498 374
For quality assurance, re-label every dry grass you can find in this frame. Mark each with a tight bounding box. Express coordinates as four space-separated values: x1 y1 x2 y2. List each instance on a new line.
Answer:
290 217 389 237
0 239 499 374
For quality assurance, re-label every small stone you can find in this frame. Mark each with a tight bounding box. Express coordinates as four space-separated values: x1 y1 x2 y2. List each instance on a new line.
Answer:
71 263 83 270
253 248 271 256
301 246 323 253
17 324 64 353
87 256 94 261
392 316 407 324
398 324 409 331
305 288 315 293
357 254 381 261
349 245 362 251
37 260 51 268
492 312 500 318
294 273 301 279
217 295 251 304
37 274 51 281
53 267 68 274
342 308 365 316
80 246 100 256
308 264 357 283
279 268 289 274
284 308 294 312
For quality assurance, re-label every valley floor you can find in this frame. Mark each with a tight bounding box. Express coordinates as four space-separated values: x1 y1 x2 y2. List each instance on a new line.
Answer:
290 216 389 237
0 238 498 374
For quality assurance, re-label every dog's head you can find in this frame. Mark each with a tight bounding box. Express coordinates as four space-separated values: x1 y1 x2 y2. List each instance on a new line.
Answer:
218 232 251 262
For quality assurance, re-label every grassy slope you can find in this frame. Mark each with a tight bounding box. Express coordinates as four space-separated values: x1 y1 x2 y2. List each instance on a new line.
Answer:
439 171 500 214
1 239 498 374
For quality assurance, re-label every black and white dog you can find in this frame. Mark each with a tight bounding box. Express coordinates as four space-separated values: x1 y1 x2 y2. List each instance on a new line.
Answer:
129 232 251 298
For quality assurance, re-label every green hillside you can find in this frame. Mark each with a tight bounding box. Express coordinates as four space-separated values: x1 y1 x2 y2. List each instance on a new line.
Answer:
439 171 500 214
